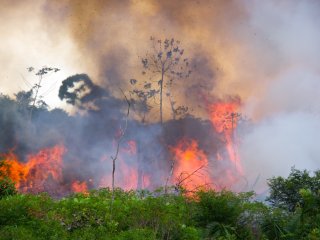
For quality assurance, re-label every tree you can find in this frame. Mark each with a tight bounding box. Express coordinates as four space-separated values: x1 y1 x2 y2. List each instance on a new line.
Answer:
128 78 159 123
135 37 191 124
26 66 60 119
267 167 320 212
110 89 130 219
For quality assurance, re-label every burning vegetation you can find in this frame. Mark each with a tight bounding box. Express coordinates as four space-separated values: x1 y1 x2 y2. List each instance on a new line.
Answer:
1 145 65 194
0 37 247 197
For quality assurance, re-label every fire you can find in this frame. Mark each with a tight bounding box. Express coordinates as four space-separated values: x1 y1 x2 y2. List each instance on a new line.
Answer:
122 140 137 155
71 180 88 193
170 139 212 190
118 158 139 190
120 140 152 189
99 140 147 190
0 145 65 193
209 101 243 175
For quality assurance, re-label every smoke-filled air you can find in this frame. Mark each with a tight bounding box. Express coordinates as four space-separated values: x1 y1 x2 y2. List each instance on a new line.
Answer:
1 0 320 196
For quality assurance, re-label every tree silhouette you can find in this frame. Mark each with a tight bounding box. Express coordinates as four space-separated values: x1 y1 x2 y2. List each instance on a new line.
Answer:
132 37 191 124
27 66 60 119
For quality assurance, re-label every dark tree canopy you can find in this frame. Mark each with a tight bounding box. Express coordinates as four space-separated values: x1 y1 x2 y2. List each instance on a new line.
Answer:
267 167 320 212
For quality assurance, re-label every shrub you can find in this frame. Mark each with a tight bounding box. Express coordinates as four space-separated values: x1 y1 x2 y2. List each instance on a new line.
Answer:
0 177 17 199
114 228 156 240
0 226 36 240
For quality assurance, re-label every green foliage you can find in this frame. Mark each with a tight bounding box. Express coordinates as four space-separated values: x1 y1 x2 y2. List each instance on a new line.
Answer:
265 168 320 239
192 190 257 239
267 167 320 212
0 187 254 239
307 228 320 240
0 226 36 240
114 228 156 240
0 176 320 240
194 190 244 227
0 177 17 199
261 208 292 240
0 159 17 199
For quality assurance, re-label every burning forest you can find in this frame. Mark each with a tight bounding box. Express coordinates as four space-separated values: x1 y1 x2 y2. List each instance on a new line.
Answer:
0 69 245 196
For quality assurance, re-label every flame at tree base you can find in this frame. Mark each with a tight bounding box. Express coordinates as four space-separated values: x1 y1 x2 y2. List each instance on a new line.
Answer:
170 139 213 191
0 101 245 195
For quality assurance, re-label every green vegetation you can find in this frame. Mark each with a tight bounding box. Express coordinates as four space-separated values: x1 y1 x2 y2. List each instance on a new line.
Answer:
0 159 17 199
1 168 320 239
1 118 319 240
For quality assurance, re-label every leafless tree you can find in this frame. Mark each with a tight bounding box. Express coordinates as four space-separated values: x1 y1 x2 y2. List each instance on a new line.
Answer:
136 37 191 124
110 89 130 216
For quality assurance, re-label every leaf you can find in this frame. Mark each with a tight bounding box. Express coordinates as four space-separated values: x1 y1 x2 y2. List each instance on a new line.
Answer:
130 79 137 85
144 83 151 89
27 67 34 72
141 58 148 68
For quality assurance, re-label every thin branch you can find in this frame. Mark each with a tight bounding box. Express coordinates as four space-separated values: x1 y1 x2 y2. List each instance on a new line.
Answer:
110 88 131 218
176 165 205 187
165 160 175 194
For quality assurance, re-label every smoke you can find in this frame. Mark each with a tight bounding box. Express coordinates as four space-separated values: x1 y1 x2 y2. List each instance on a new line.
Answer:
0 87 233 195
238 1 320 192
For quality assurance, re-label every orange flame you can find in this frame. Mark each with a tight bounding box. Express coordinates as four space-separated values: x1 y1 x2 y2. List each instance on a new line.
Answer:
170 139 212 191
99 140 148 190
209 101 243 175
71 180 88 193
0 145 65 193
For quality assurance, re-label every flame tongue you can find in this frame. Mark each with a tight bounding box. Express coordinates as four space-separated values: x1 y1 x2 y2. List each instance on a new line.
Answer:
209 101 243 175
71 180 88 193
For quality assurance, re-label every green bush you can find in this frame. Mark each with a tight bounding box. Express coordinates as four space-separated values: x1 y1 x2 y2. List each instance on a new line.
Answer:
193 190 244 227
0 225 36 240
114 228 156 240
0 177 17 199
1 179 320 239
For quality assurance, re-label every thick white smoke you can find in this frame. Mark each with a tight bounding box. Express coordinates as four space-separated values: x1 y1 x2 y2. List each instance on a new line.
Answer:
239 1 320 192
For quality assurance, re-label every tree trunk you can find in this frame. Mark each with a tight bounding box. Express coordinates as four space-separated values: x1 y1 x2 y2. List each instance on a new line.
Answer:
137 142 143 189
168 93 176 120
29 75 43 120
160 67 164 124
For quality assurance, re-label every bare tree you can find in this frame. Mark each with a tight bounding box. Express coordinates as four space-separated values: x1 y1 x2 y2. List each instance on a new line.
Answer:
138 37 191 124
128 37 192 192
110 89 130 215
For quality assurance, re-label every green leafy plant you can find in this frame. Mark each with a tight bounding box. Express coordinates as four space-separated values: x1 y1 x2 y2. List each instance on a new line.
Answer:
0 177 17 199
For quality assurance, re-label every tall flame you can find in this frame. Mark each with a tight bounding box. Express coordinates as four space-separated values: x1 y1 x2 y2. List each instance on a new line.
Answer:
209 101 243 175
